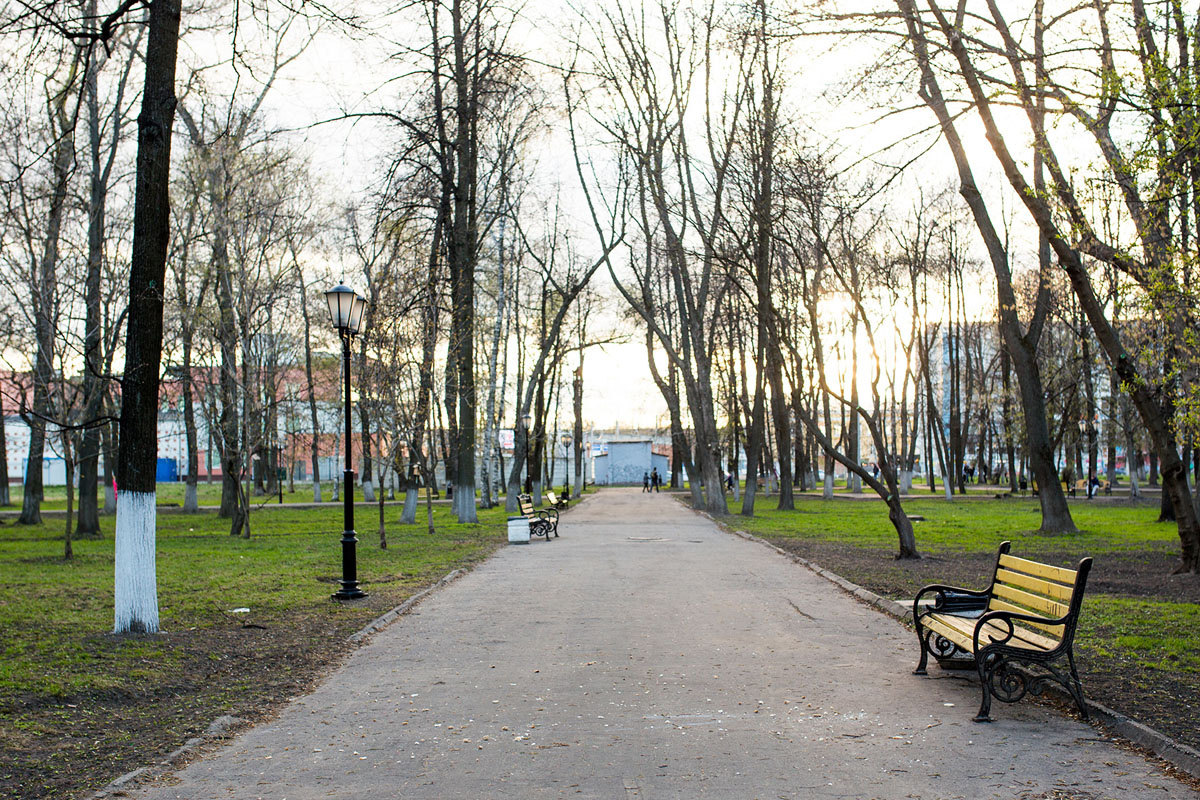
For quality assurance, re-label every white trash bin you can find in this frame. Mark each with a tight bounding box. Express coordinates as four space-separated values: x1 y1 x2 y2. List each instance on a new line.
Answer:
507 516 530 544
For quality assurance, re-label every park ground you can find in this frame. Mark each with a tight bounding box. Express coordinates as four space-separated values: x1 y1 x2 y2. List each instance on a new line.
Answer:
0 485 1197 798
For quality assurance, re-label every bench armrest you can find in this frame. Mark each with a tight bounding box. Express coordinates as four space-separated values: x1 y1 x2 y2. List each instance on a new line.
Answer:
972 608 1068 651
913 584 989 620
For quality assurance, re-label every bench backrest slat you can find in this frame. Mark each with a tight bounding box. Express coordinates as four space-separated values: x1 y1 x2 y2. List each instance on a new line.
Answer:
986 597 1068 637
990 583 1070 620
994 567 1075 602
519 497 535 515
998 553 1077 584
977 544 1093 651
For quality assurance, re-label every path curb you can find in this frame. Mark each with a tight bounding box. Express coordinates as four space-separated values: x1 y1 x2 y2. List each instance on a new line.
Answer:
89 715 245 798
349 568 468 643
711 516 1200 783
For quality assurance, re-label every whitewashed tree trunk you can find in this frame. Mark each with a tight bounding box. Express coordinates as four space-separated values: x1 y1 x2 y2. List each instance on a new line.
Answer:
114 491 159 632
401 487 418 524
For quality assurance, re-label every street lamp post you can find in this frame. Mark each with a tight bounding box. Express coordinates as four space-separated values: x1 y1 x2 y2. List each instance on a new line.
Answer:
275 444 284 504
521 412 533 495
326 282 368 601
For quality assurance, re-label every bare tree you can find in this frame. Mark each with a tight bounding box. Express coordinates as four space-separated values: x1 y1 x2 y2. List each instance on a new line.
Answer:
893 0 1077 531
572 0 745 514
906 0 1200 570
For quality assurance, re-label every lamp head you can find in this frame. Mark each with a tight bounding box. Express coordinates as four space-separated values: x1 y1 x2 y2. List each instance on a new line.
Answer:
348 293 368 335
325 283 356 331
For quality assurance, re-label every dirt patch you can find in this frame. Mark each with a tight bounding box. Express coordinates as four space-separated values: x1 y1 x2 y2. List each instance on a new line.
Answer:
0 607 381 800
761 536 1200 755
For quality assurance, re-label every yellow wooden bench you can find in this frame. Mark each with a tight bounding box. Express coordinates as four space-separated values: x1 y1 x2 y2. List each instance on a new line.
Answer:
518 494 556 539
1073 478 1113 497
545 489 569 510
912 541 1092 721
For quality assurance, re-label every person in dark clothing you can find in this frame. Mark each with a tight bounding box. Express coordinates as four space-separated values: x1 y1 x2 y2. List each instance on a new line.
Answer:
651 468 660 492
643 472 650 492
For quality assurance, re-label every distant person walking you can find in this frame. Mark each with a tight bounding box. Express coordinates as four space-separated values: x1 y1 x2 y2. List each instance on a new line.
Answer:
643 471 651 492
651 467 661 493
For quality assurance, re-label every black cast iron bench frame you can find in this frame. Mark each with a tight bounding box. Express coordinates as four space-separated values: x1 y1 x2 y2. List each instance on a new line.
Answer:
912 541 1092 722
518 494 557 539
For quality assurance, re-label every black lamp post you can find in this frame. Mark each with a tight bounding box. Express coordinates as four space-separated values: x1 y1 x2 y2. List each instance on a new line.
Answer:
275 444 284 504
326 282 368 601
522 412 533 494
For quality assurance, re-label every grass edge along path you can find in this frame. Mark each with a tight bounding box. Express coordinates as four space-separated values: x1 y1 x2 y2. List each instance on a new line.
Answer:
711 494 1200 760
0 501 511 800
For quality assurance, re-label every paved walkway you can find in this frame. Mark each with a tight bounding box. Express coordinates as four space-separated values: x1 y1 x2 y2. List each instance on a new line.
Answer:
130 488 1194 799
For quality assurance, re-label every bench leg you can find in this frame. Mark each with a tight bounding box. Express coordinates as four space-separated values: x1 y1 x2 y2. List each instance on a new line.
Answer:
974 654 994 723
1066 650 1089 720
913 624 930 676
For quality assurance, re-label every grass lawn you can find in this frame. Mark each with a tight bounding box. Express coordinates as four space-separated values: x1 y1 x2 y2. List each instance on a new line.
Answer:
719 493 1200 753
0 498 512 800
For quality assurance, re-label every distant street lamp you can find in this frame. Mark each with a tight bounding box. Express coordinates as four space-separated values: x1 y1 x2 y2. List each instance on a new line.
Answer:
275 444 284 504
560 432 572 499
521 412 533 494
326 282 368 601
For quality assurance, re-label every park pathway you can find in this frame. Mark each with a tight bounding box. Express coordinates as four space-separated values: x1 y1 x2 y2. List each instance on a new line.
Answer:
130 488 1195 799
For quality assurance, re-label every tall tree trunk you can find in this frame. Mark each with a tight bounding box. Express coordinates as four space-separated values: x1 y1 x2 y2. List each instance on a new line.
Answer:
63 435 75 560
847 315 862 495
114 0 182 634
0 388 9 506
103 418 116 512
215 195 242 531
20 59 78 526
78 52 105 537
1001 342 1017 493
359 406 375 503
448 0 478 523
899 0 1074 528
573 362 584 498
739 311 764 516
300 278 323 503
181 333 199 512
